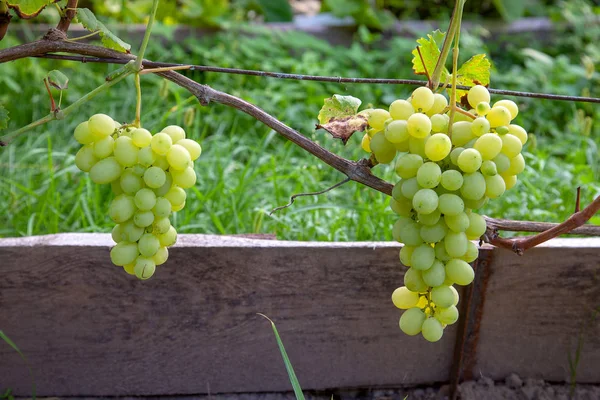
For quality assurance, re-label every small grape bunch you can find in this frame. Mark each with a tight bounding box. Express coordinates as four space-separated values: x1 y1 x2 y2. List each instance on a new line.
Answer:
73 114 202 280
361 85 527 342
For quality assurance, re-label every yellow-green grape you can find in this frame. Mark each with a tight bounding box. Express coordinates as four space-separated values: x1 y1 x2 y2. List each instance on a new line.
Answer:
134 256 156 280
424 133 452 161
385 120 410 143
119 169 144 195
162 125 186 143
366 127 379 137
476 102 491 116
416 162 442 189
473 133 502 160
370 132 397 164
361 134 371 152
177 138 202 161
430 114 448 133
484 174 506 198
138 233 160 257
420 219 448 244
445 212 470 233
493 99 518 119
154 172 173 197
435 305 459 325
418 209 441 226
461 241 479 263
111 224 125 243
486 106 511 128
467 85 491 109
110 242 139 266
412 189 439 215
422 259 445 287
460 172 486 201
109 194 135 223
480 160 498 176
508 124 528 145
153 247 169 266
119 126 133 138
435 241 450 262
122 220 144 242
410 243 436 271
395 218 424 247
165 186 186 207
153 217 171 234
172 201 186 212
400 177 420 200
407 113 432 138
399 307 426 336
495 125 510 135
440 170 463 191
431 286 455 308
75 144 98 172
465 212 487 240
391 286 420 309
88 113 115 138
389 99 414 120
411 86 435 113
74 121 96 145
395 153 423 179
151 132 173 156
390 197 413 217
134 210 154 228
446 259 475 285
505 153 525 175
438 194 464 216
131 128 153 148
421 317 444 342
144 166 167 189
493 153 510 174
89 156 122 184
93 135 114 159
450 147 464 166
501 173 518 190
399 245 415 266
158 225 177 247
152 154 170 170
153 197 172 218
166 144 192 171
457 148 482 173
367 108 391 131
500 134 523 158
134 188 157 211
171 166 197 189
471 117 490 137
450 121 474 146
123 263 136 275
113 136 139 167
137 146 156 167
445 231 468 258
427 93 448 116
408 135 430 158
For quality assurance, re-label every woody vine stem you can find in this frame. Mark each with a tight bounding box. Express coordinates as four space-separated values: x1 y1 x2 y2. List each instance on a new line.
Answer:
0 2 598 252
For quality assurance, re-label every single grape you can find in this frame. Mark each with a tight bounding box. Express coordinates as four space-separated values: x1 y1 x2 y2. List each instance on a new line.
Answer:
177 138 202 161
435 306 459 325
153 247 169 266
396 219 424 246
420 219 448 244
135 188 157 211
114 136 139 167
153 154 170 170
385 120 410 143
151 132 173 156
476 102 491 116
75 145 99 172
395 153 423 179
137 146 156 167
430 114 448 133
418 209 441 226
108 194 135 223
450 121 474 146
411 87 434 113
460 172 486 201
427 93 448 116
461 241 479 263
474 133 502 161
408 135 430 158
93 135 114 159
422 260 446 287
361 134 371 152
74 121 96 144
467 85 491 109
367 109 391 131
457 148 483 173
119 169 144 195
463 196 488 211
465 212 486 240
390 197 413 217
496 126 510 135
501 173 518 190
171 167 197 189
438 193 464 216
500 134 523 158
446 259 475 285
508 124 528 145
471 117 490 137
393 140 410 152
450 147 464 166
440 170 463 191
370 132 397 164
162 125 186 143
399 245 415 266
122 220 144 242
424 133 452 161
154 171 173 197
407 113 432 138
399 307 426 336
153 197 172 218
392 286 420 309
487 106 511 127
134 210 155 228
134 256 156 280
435 241 451 262
445 212 470 233
131 128 153 148
410 243 435 271
493 99 518 119
480 160 498 176
400 177 420 200
484 174 506 199
123 263 136 275
110 242 139 266
493 153 510 174
505 153 525 175
445 231 468 258
412 189 439 215
111 224 125 243
431 286 455 308
138 233 160 257
153 217 171 234
416 162 442 189
88 114 115 138
389 99 414 120
421 317 444 342
144 166 167 189
158 225 177 247
165 186 187 207
166 144 192 171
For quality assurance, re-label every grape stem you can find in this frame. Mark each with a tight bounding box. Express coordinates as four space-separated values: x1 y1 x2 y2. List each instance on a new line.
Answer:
269 177 351 215
430 0 466 90
134 73 142 127
56 0 78 33
447 1 464 138
135 0 159 71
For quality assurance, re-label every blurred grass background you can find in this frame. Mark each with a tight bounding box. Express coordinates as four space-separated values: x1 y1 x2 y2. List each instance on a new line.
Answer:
0 0 598 241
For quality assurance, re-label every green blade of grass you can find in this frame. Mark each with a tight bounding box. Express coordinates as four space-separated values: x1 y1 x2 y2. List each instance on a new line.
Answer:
0 330 36 400
257 314 304 400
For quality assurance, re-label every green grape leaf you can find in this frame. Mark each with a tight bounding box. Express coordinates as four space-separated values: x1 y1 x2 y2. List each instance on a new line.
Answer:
317 95 366 145
453 54 491 104
77 8 131 53
412 30 448 80
0 104 9 130
6 0 53 19
47 70 69 90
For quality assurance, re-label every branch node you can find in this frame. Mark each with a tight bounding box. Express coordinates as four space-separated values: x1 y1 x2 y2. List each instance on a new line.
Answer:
43 28 68 42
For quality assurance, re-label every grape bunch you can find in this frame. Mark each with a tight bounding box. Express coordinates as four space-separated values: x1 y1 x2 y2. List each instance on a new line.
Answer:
361 85 527 342
73 114 202 280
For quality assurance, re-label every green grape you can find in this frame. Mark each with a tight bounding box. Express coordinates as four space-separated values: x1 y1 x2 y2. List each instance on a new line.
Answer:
122 220 144 242
123 263 136 275
493 99 518 119
393 140 410 152
138 233 160 257
467 85 491 108
410 243 435 271
420 219 448 244
421 317 444 342
444 212 470 233
446 259 475 285
412 189 438 215
411 87 434 113
484 174 506 199
424 133 452 161
92 135 114 159
385 120 410 143
460 172 486 201
399 245 415 266
154 171 173 197
111 224 125 243
496 126 509 135
153 247 169 266
430 114 448 133
450 121 474 146
395 153 423 179
153 217 171 234
392 286 420 309
500 134 523 158
400 177 420 200
134 188 157 211
440 170 463 191
404 268 428 293
110 242 139 266
177 138 202 161
162 125 186 143
144 166 167 189
434 240 451 261
418 209 441 226
422 260 445 287
88 113 115 138
167 144 192 171
390 197 413 217
407 113 432 138
153 154 170 170
108 194 135 223
399 220 424 246
508 124 527 145
463 196 488 210
438 193 464 216
158 225 177 247
392 182 404 201
134 210 155 228
361 134 371 153
153 197 172 218
449 147 464 165
487 106 511 127
505 153 525 175
75 144 98 172
427 93 448 116
431 285 455 308
466 212 486 240
408 135 429 158
473 133 502 160
367 108 391 131
435 306 459 325
119 169 144 195
399 307 426 336
151 132 173 156
461 241 479 263
389 99 414 120
501 173 517 190
114 136 139 167
457 148 482 173
74 121 96 145
131 128 153 148
171 166 197 189
165 186 186 207
137 146 156 167
445 231 468 258
480 160 497 176
134 256 156 280
90 157 123 185
471 117 490 137
370 132 397 164
416 162 441 189
492 153 510 174
476 102 491 116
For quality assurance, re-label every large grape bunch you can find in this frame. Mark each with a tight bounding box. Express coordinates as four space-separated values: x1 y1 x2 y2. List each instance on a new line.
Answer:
73 114 202 280
361 85 527 342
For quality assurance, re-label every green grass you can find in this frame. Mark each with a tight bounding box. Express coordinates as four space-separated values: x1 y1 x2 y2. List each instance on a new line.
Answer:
0 23 598 241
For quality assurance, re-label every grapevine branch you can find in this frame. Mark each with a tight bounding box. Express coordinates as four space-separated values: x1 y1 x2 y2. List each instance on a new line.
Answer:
0 38 598 251
56 0 78 33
